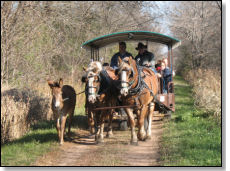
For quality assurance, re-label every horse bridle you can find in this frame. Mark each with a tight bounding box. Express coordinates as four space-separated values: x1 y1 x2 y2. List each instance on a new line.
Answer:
86 74 101 96
117 61 136 90
118 60 149 96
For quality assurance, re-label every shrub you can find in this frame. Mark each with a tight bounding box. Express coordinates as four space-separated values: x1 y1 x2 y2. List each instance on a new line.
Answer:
1 87 52 144
183 69 221 122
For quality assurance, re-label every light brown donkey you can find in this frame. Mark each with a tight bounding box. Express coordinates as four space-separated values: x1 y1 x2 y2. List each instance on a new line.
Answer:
47 78 76 145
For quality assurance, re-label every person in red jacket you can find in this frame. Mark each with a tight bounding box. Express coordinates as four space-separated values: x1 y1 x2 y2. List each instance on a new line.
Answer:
155 60 162 72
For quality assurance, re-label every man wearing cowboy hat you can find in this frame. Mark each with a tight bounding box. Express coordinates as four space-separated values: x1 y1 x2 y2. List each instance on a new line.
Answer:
135 42 155 69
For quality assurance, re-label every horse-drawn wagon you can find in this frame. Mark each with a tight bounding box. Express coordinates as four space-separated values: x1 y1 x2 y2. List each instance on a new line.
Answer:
81 31 181 143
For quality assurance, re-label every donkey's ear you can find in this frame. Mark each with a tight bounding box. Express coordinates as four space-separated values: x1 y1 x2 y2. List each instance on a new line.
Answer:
47 80 54 89
118 56 122 66
59 78 63 87
83 66 87 71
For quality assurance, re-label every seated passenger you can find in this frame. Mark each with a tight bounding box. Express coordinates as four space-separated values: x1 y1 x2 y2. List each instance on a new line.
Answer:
110 42 133 69
162 57 175 77
157 61 172 94
134 42 156 73
155 60 162 72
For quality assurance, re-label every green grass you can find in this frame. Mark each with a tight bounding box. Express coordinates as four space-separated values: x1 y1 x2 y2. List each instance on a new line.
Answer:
1 128 58 166
1 106 87 166
160 76 221 166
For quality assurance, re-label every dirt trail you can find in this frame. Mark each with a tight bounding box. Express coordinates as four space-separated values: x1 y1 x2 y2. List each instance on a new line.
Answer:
122 121 163 166
34 120 164 166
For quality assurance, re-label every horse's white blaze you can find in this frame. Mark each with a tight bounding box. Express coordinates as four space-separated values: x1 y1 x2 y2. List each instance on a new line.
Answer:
121 71 128 87
88 77 94 94
121 71 129 96
88 76 96 102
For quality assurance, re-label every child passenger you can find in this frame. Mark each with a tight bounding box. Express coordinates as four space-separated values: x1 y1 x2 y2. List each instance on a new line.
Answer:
157 61 172 93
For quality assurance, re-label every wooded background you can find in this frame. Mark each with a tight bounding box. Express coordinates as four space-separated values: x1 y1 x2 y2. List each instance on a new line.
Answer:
1 1 221 87
1 2 221 137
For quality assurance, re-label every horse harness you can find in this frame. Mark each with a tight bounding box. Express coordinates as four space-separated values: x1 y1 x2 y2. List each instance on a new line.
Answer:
127 64 155 98
117 64 158 111
85 69 113 97
85 73 101 97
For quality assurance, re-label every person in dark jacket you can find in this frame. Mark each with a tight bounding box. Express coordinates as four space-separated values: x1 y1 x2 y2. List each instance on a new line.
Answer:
135 42 155 67
134 42 156 73
110 42 133 69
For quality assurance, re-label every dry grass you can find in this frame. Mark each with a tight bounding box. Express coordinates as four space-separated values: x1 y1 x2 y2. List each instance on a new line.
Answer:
1 86 52 144
1 92 29 144
183 68 221 122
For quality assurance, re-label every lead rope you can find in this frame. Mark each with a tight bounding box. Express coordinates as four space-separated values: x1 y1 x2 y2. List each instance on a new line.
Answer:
76 90 85 96
62 90 85 102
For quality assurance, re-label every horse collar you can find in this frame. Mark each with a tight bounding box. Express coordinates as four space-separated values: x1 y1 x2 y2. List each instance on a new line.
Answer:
128 65 145 96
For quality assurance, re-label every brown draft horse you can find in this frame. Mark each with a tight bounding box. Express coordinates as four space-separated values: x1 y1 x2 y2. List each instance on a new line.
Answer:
82 61 118 144
47 78 76 145
116 56 158 145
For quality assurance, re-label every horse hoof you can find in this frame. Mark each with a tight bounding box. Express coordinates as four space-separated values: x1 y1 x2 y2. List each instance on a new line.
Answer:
145 136 151 141
96 140 104 145
106 133 114 138
130 141 138 146
138 134 146 141
138 136 145 141
65 137 72 141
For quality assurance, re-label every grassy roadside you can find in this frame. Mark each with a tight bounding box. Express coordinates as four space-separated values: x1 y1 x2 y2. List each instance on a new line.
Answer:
160 76 221 166
1 107 86 166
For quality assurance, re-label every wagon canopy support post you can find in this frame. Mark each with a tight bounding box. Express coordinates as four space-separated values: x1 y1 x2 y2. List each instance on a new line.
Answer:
168 45 173 81
91 47 94 61
90 48 99 61
171 45 173 82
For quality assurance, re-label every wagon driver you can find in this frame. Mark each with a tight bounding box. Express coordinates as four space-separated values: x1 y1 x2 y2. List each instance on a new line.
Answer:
110 42 133 69
135 42 157 73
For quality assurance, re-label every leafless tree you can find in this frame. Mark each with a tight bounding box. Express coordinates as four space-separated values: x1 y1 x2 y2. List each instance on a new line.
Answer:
1 1 164 87
165 1 221 73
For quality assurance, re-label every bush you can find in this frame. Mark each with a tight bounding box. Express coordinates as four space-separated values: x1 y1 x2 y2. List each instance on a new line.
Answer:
1 87 52 144
183 69 221 122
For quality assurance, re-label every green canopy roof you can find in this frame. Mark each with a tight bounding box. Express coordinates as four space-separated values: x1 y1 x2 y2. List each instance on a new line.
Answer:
81 31 181 50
